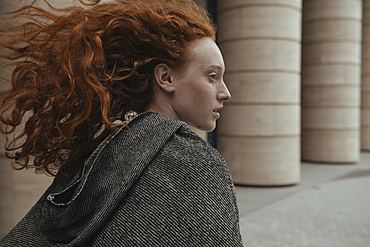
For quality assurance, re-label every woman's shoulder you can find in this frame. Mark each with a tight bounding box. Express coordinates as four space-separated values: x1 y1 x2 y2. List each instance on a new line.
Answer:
119 112 230 178
166 123 226 165
151 122 234 189
112 112 222 164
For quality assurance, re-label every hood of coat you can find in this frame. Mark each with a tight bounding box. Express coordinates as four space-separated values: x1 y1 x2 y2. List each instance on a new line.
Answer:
39 112 185 245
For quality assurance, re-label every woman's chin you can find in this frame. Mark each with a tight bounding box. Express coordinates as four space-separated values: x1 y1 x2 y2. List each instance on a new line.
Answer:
195 123 216 132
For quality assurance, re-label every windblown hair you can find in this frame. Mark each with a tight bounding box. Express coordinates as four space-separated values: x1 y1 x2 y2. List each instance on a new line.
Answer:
0 0 216 177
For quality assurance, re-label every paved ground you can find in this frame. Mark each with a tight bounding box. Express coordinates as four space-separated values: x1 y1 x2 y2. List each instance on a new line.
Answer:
236 152 370 247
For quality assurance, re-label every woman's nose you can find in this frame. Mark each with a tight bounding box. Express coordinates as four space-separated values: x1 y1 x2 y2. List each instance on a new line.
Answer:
218 80 231 102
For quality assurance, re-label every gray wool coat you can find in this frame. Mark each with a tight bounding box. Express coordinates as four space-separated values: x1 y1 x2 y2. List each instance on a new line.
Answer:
0 112 244 246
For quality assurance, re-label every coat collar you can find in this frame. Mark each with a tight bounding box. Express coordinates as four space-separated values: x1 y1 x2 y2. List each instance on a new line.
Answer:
40 112 186 245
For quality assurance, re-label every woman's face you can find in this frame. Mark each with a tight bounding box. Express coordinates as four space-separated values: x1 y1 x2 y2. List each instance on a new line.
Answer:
170 37 231 131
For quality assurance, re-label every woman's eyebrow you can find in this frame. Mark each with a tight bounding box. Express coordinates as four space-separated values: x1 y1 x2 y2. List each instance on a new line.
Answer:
207 65 223 70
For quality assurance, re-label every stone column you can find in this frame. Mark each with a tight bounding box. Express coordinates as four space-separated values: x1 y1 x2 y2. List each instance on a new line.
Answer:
362 0 370 150
217 0 301 186
194 0 207 8
301 0 362 162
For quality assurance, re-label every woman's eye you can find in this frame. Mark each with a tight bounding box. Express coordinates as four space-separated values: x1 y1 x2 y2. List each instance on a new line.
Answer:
209 73 217 80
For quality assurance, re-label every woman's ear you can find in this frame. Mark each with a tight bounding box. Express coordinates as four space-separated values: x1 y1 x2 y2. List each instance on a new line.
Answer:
154 63 175 93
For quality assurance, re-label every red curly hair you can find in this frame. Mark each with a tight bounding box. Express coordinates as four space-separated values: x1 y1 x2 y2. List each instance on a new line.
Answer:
0 0 216 177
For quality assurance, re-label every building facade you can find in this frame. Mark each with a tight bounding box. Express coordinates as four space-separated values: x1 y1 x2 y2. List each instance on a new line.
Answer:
216 0 365 186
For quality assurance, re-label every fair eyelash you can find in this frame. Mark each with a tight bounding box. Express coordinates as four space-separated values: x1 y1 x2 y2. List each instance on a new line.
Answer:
209 72 217 80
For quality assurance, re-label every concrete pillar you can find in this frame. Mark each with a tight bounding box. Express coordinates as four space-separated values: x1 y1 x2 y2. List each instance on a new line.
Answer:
362 0 370 150
301 0 362 162
194 0 207 8
217 0 301 186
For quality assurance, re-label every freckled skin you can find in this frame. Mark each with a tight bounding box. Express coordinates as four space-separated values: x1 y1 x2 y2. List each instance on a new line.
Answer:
148 37 231 132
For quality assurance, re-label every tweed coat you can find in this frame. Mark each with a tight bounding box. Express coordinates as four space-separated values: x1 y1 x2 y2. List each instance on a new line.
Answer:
0 112 243 246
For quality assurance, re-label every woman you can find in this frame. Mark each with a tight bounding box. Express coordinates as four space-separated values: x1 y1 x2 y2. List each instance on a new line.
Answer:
0 0 243 246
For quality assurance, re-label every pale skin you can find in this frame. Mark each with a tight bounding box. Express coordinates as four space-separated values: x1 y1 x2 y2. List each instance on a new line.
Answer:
147 37 231 132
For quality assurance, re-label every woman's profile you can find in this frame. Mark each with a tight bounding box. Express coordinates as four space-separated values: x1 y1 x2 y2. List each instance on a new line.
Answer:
0 0 243 246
